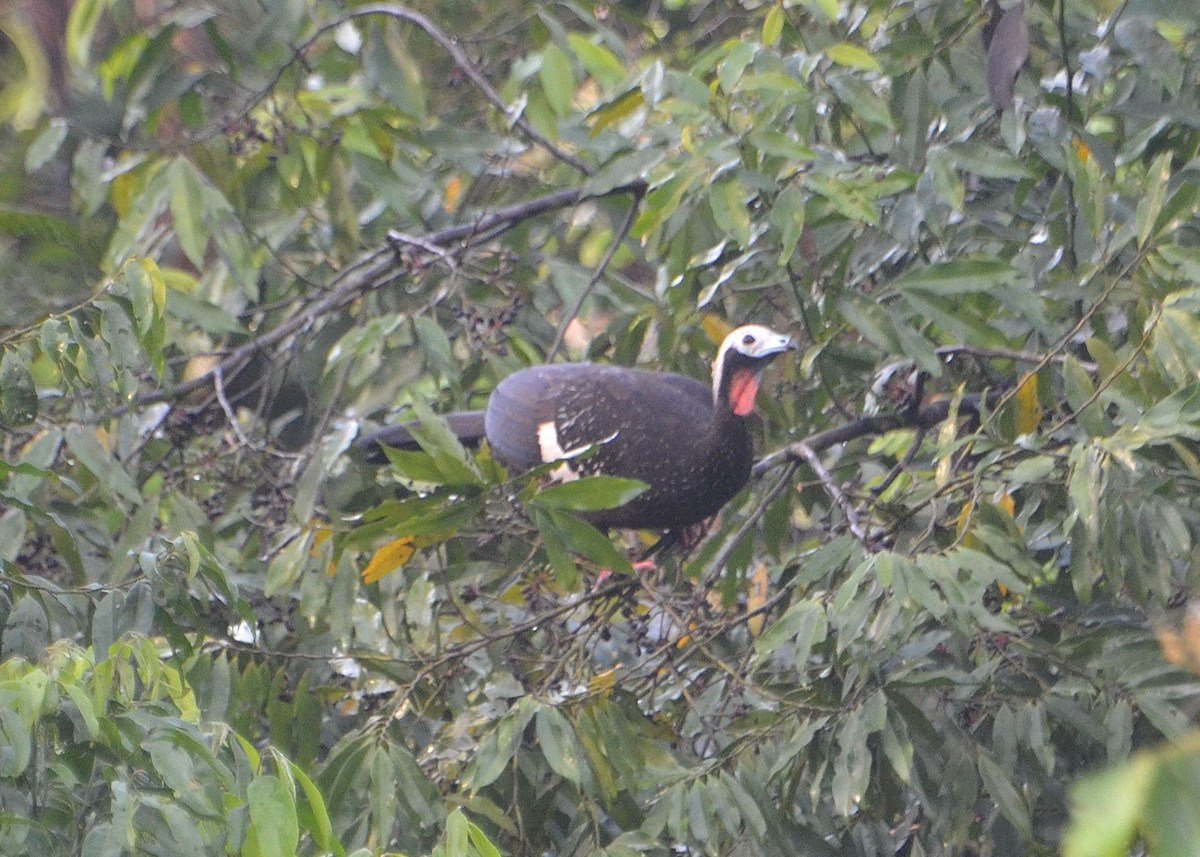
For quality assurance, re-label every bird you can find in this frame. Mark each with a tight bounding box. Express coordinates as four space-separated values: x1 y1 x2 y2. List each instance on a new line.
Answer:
361 324 795 532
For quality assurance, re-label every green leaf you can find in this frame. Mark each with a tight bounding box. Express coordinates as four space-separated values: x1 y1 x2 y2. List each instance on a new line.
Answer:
762 5 784 46
1152 290 1200 385
826 74 893 128
463 699 538 791
717 42 757 93
536 508 634 576
541 43 575 117
752 599 826 671
285 759 337 851
370 744 397 848
381 448 447 484
977 751 1032 839
945 143 1030 180
25 118 69 172
404 398 484 486
892 259 1023 295
721 773 767 837
125 257 167 336
568 34 627 90
66 0 109 68
825 42 882 72
247 775 299 857
1143 744 1200 856
467 820 503 857
803 172 880 224
64 426 142 505
588 89 644 136
1063 756 1154 857
583 147 666 196
770 185 806 265
446 808 469 857
0 705 32 777
264 532 310 597
709 178 752 247
0 352 38 428
798 0 839 22
0 207 80 250
536 706 585 786
1136 151 1172 249
533 475 648 512
170 159 209 269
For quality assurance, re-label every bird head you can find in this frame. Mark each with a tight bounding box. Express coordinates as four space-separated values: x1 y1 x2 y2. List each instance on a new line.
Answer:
712 324 796 415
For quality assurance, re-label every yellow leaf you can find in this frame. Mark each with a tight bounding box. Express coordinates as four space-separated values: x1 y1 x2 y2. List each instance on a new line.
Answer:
681 124 694 152
702 314 734 345
588 89 644 136
762 4 784 47
310 527 333 555
1072 136 1091 164
362 537 415 584
589 668 618 694
1015 371 1043 435
746 563 771 637
956 500 981 549
443 175 463 213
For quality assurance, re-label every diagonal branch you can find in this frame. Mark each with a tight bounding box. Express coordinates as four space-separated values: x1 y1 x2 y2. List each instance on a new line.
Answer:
116 182 645 417
545 182 646 361
346 4 594 176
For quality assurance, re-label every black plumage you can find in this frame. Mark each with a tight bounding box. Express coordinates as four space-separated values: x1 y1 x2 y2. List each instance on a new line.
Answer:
362 324 794 531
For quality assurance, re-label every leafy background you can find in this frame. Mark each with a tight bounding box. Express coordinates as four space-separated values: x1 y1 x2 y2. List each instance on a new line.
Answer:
2 0 1200 854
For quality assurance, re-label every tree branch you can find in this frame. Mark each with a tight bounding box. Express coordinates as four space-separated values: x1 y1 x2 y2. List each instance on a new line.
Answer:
347 4 594 176
114 182 644 417
753 389 1006 478
545 182 646 361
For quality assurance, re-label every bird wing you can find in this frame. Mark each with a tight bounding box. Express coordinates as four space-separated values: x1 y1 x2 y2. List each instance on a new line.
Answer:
484 364 712 473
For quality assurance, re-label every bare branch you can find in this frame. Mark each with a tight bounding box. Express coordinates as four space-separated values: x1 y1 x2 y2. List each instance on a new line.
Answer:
546 184 646 361
347 4 594 176
753 390 1006 478
795 439 870 543
112 182 644 419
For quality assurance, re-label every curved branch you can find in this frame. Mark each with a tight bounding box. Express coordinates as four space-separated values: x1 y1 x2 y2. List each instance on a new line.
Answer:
347 4 594 176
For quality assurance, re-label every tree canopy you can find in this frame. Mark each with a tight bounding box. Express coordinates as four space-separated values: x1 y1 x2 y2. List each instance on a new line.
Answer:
3 0 1200 854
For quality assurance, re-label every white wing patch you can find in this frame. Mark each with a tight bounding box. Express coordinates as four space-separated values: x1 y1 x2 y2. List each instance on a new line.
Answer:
537 421 581 483
536 421 618 483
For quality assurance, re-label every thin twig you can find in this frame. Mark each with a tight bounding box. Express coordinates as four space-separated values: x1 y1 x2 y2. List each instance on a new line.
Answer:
347 4 594 176
546 184 646 361
702 462 798 580
794 441 869 543
871 425 927 497
936 343 1096 373
212 366 253 448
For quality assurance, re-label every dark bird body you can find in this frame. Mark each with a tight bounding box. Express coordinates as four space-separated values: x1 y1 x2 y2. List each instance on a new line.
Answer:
362 325 794 531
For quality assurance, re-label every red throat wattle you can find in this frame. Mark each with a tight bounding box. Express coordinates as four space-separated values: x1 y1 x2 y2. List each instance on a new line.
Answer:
729 369 761 416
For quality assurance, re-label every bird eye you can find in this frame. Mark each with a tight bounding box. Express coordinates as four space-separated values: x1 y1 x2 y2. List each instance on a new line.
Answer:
742 333 756 345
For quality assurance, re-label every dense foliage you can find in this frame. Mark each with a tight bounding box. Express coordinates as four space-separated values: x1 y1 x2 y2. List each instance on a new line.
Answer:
3 0 1200 854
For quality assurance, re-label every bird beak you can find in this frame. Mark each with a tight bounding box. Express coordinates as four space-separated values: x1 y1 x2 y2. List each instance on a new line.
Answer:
768 334 798 357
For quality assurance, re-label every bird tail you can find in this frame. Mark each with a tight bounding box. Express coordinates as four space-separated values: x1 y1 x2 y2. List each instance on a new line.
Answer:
359 411 487 462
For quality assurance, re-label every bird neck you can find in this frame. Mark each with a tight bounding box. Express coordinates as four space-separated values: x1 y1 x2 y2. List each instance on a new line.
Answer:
712 360 762 418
